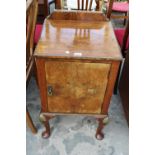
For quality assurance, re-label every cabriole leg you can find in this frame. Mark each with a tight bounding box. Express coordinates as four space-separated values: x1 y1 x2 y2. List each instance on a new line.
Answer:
39 113 55 139
95 115 109 140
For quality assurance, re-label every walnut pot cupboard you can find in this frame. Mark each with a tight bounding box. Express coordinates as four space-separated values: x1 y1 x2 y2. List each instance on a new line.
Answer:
34 10 122 140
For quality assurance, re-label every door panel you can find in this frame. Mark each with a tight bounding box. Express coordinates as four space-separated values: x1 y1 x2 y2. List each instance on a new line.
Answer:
45 61 111 114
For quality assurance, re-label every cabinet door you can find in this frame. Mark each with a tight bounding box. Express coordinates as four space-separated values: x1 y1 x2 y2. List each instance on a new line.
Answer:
45 61 111 114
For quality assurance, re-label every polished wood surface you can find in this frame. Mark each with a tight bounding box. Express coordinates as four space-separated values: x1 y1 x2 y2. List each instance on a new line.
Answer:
77 0 93 10
49 10 106 21
95 118 104 140
26 0 38 134
35 11 122 60
26 0 38 84
35 58 48 112
26 0 38 69
45 61 110 113
39 113 55 138
96 0 103 11
35 10 122 139
55 0 62 9
106 0 114 19
102 61 120 113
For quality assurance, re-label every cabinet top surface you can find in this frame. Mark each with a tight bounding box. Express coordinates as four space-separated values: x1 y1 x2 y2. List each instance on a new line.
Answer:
34 12 122 60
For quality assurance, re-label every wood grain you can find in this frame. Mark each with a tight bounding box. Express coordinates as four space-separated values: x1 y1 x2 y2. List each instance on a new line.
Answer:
26 0 38 134
35 58 48 112
26 0 38 62
45 61 111 113
77 0 93 10
55 0 62 9
34 10 122 139
89 0 93 10
101 61 120 114
48 10 107 21
34 11 122 60
106 0 114 19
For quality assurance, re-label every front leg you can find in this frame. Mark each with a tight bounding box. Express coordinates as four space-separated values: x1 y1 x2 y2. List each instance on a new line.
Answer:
95 115 109 140
39 113 55 139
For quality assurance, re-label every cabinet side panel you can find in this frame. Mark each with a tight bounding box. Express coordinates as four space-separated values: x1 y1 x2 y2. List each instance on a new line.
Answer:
101 61 121 114
35 58 48 112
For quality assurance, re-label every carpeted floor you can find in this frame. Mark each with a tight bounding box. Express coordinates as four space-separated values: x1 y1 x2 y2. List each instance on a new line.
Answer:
26 77 128 155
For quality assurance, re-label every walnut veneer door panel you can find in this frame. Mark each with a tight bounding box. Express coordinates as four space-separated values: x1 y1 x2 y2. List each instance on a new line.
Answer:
45 61 111 114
